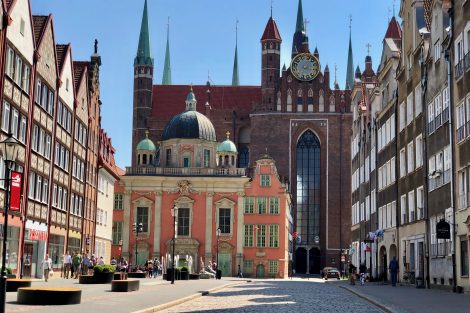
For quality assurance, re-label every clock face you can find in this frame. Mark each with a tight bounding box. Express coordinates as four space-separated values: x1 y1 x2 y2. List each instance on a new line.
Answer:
290 53 321 81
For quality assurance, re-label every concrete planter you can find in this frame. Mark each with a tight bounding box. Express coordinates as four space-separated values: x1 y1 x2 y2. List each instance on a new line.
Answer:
6 279 32 292
189 273 200 280
180 271 189 280
127 272 147 279
111 279 139 292
93 272 114 284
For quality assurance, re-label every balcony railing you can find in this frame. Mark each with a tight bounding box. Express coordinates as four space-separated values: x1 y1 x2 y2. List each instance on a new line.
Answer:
431 242 452 258
455 59 464 80
465 51 470 71
125 166 246 177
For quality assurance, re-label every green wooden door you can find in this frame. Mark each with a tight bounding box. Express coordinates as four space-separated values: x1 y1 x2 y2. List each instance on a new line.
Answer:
256 264 265 278
218 253 232 277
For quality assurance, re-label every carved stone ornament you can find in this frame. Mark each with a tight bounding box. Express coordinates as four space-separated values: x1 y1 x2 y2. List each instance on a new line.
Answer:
177 180 194 195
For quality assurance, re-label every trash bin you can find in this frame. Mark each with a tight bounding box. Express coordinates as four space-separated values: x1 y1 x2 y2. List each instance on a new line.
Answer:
415 277 424 288
216 270 222 280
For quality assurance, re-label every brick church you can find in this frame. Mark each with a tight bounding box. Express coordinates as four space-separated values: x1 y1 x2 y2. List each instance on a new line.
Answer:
129 0 352 274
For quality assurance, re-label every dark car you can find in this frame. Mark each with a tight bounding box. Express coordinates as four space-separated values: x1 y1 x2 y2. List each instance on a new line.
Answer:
322 267 341 280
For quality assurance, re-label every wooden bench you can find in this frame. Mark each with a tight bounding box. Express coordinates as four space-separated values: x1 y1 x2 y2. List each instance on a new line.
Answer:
78 275 95 284
127 272 147 278
17 287 81 305
111 279 139 292
6 279 32 292
114 272 128 280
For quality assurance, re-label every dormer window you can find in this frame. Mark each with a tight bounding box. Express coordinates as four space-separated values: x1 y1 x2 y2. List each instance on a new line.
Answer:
261 174 271 187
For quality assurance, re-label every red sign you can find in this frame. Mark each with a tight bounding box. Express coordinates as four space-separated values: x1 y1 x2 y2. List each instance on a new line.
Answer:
292 231 297 239
29 229 48 241
10 171 22 212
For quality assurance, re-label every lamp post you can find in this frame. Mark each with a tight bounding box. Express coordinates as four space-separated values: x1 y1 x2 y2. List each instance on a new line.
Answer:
0 134 20 313
171 205 178 284
132 222 143 271
216 228 221 279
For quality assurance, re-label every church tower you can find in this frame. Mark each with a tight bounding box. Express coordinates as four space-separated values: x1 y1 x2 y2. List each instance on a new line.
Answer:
132 0 154 166
260 12 281 111
292 0 307 56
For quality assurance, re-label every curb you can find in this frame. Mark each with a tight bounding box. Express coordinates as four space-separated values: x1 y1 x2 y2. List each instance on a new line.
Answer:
339 285 396 313
132 281 244 313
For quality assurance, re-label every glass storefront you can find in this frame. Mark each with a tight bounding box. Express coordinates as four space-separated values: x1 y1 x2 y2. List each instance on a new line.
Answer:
0 225 20 271
48 234 65 268
68 237 81 255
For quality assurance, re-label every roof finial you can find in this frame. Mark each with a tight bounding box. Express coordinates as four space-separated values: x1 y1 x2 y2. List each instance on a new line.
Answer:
226 131 231 139
349 14 352 32
265 147 268 154
236 18 239 45
190 82 193 91
94 39 98 54
304 18 309 33
145 129 149 138
388 7 391 22
270 0 273 17
393 0 396 17
334 63 338 83
366 43 372 56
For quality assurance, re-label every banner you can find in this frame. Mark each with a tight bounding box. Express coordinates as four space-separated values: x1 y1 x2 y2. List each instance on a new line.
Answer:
10 171 22 212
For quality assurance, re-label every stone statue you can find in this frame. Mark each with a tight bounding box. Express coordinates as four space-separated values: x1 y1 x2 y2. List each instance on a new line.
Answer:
94 39 98 54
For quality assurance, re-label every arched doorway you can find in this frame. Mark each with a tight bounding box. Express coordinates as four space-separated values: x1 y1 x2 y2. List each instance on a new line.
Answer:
309 247 321 274
256 264 265 278
295 247 307 273
379 246 387 281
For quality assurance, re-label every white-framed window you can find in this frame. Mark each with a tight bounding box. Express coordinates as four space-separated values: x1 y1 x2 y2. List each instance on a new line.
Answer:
371 189 376 214
1 101 10 132
391 156 396 183
434 40 441 62
435 92 443 127
407 93 414 125
400 194 407 225
455 33 464 62
415 85 422 116
407 141 414 173
457 102 466 142
390 113 396 140
408 190 415 223
416 134 423 167
365 196 370 221
391 201 397 227
416 186 424 220
400 148 406 178
399 101 406 131
428 101 435 133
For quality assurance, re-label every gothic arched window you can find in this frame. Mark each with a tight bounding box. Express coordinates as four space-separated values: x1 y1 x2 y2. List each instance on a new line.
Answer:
296 130 321 245
239 146 249 168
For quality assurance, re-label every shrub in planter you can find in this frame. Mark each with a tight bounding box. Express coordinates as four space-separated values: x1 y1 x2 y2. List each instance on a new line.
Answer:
189 273 200 280
180 266 189 280
93 265 116 284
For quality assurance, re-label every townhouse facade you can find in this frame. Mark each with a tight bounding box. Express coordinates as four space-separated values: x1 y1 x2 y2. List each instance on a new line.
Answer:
0 0 114 278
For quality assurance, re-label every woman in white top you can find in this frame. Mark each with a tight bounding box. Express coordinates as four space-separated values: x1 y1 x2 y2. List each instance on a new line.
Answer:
41 254 52 282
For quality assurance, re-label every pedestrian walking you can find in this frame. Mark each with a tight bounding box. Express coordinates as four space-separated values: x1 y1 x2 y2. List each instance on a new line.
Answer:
63 251 72 279
359 263 367 285
41 254 53 282
348 263 356 285
153 259 160 278
237 264 243 278
389 256 399 287
72 252 81 278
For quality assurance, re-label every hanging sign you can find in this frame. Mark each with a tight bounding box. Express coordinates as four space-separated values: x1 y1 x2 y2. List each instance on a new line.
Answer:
436 219 450 239
10 171 22 212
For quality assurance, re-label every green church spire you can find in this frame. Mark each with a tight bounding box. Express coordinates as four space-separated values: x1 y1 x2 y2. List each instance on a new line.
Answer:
232 20 240 86
162 17 172 85
134 0 153 66
295 0 304 32
345 15 354 89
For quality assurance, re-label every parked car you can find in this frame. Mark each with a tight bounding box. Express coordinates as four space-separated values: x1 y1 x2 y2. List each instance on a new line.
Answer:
322 267 341 280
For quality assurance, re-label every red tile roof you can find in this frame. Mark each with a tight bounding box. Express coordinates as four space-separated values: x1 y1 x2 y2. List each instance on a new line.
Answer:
32 15 48 47
151 85 261 120
384 16 402 40
56 44 68 74
261 17 281 41
73 61 88 91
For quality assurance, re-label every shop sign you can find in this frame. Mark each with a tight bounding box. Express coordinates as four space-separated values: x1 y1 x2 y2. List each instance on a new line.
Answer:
29 229 48 241
10 171 22 212
436 219 450 239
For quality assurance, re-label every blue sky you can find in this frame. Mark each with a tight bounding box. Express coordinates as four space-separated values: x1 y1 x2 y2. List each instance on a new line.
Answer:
32 0 395 168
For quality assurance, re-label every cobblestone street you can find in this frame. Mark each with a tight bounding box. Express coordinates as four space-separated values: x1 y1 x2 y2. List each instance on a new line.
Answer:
161 279 384 313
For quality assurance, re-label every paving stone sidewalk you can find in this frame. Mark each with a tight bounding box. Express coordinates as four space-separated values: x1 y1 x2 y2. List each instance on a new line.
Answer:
161 278 385 312
338 281 470 313
5 276 236 313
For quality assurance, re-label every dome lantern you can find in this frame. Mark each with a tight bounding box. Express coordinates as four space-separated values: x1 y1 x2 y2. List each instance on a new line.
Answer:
136 130 156 166
216 131 238 168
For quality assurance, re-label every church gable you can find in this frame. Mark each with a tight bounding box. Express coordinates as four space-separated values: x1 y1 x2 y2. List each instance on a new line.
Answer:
58 46 75 110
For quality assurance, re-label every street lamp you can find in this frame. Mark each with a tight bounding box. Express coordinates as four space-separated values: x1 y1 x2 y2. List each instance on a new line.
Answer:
0 134 20 313
216 227 221 279
171 205 178 284
132 222 143 271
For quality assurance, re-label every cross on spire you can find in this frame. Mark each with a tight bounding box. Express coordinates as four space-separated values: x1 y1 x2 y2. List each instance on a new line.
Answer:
304 18 309 33
270 0 273 17
366 43 372 55
226 131 231 139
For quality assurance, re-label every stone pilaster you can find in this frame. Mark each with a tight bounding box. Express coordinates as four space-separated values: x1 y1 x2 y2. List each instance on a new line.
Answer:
153 191 162 258
123 190 131 256
236 192 245 267
205 192 214 260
